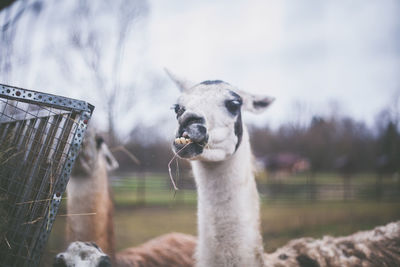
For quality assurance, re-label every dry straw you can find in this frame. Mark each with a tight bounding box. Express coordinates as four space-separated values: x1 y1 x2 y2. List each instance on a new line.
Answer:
167 142 192 191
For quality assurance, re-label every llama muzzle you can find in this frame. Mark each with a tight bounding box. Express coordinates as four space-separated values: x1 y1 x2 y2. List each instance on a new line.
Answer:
173 116 208 158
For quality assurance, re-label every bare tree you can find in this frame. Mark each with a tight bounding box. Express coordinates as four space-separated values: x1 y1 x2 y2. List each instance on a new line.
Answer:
0 0 43 83
66 0 149 144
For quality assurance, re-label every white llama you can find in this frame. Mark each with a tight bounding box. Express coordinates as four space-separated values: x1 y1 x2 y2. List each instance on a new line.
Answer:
54 241 111 267
168 72 400 267
59 128 197 267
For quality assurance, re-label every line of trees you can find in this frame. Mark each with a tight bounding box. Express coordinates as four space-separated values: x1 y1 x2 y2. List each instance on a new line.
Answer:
250 113 400 174
112 107 400 176
248 108 400 201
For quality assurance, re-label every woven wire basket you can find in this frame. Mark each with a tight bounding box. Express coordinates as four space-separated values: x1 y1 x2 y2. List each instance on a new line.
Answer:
0 84 94 267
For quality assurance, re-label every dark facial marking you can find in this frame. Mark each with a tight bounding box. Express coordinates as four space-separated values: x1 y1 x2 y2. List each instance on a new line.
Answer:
226 90 243 151
253 100 271 108
234 112 243 152
199 80 225 85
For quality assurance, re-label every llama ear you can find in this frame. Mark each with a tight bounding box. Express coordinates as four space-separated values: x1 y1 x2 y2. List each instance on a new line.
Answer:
97 140 119 171
164 68 195 91
239 90 275 113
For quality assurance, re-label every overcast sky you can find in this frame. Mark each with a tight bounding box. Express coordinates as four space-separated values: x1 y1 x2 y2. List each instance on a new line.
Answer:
1 0 400 139
146 0 400 128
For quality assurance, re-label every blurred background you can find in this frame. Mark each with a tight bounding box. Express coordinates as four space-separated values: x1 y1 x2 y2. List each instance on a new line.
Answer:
1 0 400 265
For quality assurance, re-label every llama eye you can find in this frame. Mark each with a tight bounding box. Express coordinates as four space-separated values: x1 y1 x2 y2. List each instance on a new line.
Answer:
225 99 242 115
172 104 185 117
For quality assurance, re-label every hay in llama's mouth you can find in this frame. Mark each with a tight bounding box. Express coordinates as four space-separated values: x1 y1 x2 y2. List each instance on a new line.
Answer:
173 131 208 159
174 137 192 145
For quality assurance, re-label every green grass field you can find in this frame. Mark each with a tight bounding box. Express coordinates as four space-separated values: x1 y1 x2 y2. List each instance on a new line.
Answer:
41 172 400 266
43 201 400 266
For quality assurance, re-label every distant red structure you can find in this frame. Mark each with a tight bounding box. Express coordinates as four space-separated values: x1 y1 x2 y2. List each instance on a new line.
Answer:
262 152 310 177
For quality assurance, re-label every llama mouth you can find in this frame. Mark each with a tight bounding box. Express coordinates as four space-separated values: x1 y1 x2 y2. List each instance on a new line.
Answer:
173 141 205 159
173 133 208 158
173 123 208 158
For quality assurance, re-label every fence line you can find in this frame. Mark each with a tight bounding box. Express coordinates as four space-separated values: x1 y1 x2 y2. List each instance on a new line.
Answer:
111 172 400 205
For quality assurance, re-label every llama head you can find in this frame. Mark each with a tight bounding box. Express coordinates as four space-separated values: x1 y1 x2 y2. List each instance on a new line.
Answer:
54 241 111 267
72 128 119 177
168 72 274 161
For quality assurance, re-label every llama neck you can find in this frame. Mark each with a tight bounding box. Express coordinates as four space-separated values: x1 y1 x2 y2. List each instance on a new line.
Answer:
66 156 115 257
191 131 264 267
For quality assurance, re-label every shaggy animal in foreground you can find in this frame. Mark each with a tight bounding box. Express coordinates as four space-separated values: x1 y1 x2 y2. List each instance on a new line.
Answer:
56 128 196 267
168 71 400 267
265 221 400 267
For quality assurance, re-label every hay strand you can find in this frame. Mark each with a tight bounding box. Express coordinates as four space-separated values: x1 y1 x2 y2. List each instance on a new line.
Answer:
167 143 192 191
111 146 140 165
